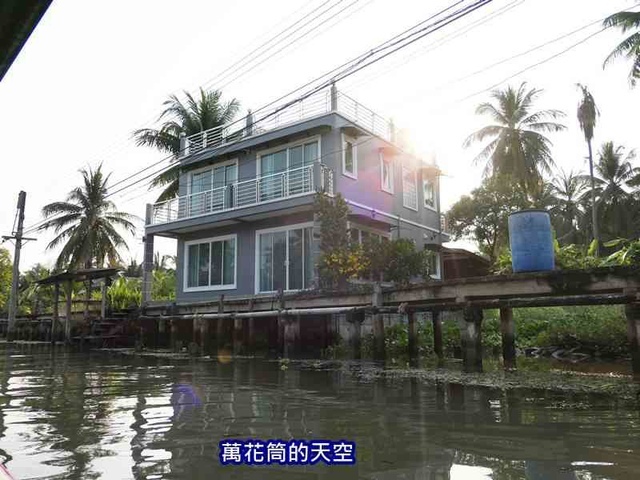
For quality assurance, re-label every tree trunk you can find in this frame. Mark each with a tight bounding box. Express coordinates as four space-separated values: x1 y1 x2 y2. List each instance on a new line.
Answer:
587 139 599 256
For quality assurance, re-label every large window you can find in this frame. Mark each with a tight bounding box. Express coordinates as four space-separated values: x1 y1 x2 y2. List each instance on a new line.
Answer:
402 166 418 211
423 178 436 209
380 152 393 193
185 235 236 291
258 140 318 201
257 224 314 292
342 134 357 179
425 250 441 279
188 161 237 214
349 225 389 245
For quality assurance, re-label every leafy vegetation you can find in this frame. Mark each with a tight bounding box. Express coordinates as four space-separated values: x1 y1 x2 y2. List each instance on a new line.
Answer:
603 10 640 86
315 193 437 288
0 247 12 315
133 88 240 201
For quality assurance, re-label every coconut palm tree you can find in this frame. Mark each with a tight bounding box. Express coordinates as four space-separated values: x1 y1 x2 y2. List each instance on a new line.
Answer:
463 82 566 197
134 88 240 201
549 170 587 245
576 83 600 249
603 10 640 86
38 165 137 269
582 142 639 241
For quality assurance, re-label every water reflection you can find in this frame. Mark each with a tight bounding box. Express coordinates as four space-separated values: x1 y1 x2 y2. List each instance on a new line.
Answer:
0 343 638 479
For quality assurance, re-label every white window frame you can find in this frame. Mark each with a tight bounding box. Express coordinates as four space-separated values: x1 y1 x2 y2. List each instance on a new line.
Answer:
427 251 441 280
380 151 394 194
183 234 238 292
255 136 321 177
187 158 238 195
341 134 358 179
402 165 418 211
254 221 315 294
422 177 437 211
347 222 392 244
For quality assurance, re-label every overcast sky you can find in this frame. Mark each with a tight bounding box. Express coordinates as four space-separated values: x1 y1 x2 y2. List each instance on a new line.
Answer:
1 0 639 270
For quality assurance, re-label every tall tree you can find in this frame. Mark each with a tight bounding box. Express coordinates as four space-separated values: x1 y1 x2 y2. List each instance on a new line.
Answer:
582 142 639 241
576 83 600 250
38 165 137 269
446 176 529 263
134 88 240 201
603 10 640 86
463 82 566 197
549 170 587 245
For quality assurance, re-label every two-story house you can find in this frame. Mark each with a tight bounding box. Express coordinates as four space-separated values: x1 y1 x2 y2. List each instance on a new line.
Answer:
143 85 448 303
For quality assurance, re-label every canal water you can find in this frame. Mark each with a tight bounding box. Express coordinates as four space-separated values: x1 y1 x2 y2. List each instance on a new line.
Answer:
0 343 639 480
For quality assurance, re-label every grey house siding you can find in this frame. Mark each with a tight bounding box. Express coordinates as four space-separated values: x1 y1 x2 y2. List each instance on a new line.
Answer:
175 212 314 302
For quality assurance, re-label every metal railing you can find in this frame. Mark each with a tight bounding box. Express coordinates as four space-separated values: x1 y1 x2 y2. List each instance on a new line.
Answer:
181 87 392 158
150 164 334 225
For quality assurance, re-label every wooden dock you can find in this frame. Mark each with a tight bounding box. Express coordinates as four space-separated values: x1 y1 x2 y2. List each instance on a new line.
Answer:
140 266 640 374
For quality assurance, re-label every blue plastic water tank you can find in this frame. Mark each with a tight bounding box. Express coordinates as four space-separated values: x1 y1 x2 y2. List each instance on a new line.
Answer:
508 209 555 272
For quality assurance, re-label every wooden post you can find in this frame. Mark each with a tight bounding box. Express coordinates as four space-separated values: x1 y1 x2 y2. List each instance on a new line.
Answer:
283 315 299 358
407 310 418 363
64 280 73 344
432 310 443 361
246 318 255 352
51 282 60 343
217 296 226 349
625 303 640 375
101 277 108 319
372 284 385 361
233 316 243 355
500 307 516 370
461 307 483 372
277 313 285 355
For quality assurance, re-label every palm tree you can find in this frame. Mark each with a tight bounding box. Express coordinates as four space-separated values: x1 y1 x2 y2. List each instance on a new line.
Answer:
581 142 639 241
549 170 587 245
463 82 566 197
576 83 600 250
134 88 240 201
603 10 640 86
38 165 137 270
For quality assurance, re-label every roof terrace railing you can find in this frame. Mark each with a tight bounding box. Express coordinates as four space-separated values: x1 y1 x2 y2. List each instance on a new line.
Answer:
180 86 392 159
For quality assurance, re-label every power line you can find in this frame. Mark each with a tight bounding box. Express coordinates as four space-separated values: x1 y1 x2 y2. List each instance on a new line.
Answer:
103 0 493 200
24 0 495 235
343 0 525 92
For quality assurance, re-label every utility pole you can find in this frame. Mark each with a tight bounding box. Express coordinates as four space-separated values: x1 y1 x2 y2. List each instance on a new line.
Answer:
2 191 36 341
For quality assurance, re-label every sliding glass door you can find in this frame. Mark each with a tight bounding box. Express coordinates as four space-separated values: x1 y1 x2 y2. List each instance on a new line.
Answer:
258 140 318 202
258 226 313 292
189 162 237 215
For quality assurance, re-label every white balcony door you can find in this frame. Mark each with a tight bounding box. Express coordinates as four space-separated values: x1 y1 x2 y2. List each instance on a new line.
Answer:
258 140 318 202
260 149 287 202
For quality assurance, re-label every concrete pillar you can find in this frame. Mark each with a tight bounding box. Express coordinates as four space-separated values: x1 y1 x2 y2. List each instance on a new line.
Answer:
372 284 385 361
330 82 338 111
500 307 516 370
277 314 285 355
179 132 187 157
461 307 483 372
625 303 640 375
233 317 243 355
432 310 443 361
217 296 226 349
245 109 253 137
199 317 210 355
170 319 178 351
407 310 418 363
100 277 110 319
346 311 363 359
142 204 155 304
283 316 300 358
246 318 255 353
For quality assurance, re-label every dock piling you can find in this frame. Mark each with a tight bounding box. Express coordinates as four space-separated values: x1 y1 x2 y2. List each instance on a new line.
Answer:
407 310 418 364
461 307 483 372
625 303 640 375
500 307 516 370
432 310 443 362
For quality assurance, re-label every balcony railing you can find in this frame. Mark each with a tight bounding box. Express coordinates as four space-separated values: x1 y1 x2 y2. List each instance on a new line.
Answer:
180 87 393 159
150 164 333 225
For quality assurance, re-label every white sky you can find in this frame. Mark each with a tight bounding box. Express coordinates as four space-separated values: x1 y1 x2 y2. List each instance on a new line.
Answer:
1 0 639 270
